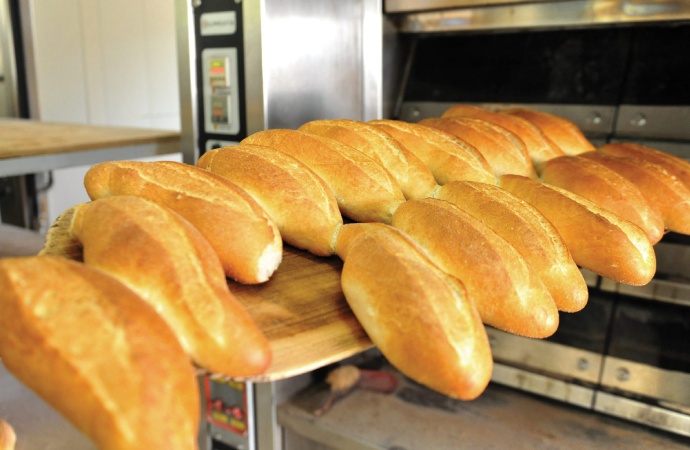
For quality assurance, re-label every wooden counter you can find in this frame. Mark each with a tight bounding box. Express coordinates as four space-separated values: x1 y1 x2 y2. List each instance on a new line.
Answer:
0 118 180 177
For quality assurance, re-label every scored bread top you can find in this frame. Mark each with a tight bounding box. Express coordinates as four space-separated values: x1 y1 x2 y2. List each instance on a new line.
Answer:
198 144 343 256
84 160 282 284
599 142 690 189
242 129 405 224
299 119 439 200
369 119 496 185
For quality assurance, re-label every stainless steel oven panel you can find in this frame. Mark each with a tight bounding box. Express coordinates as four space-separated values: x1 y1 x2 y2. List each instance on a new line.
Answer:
398 101 617 137
600 279 690 308
389 0 690 33
595 390 690 438
615 106 690 142
491 363 596 408
600 356 690 408
487 328 604 385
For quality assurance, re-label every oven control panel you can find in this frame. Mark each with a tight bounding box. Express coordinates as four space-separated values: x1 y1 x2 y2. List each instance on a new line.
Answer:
203 376 254 449
202 48 240 136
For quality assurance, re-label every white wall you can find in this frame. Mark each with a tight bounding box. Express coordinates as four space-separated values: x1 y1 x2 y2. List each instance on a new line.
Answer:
27 0 182 226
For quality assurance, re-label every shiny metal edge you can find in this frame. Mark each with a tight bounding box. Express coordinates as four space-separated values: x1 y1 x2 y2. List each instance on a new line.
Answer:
615 106 690 142
600 356 690 408
487 328 604 384
363 0 385 121
243 0 266 135
398 101 616 136
174 0 199 164
599 277 690 308
385 0 556 14
594 391 690 438
491 363 596 408
0 0 19 117
392 0 690 33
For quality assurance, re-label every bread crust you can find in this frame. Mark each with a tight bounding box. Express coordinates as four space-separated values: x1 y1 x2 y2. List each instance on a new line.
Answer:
441 104 565 168
368 119 496 185
198 144 343 256
84 160 282 284
42 196 271 376
0 419 15 450
299 119 439 199
0 256 200 450
242 129 405 224
581 152 690 235
541 155 665 244
420 117 537 179
436 181 588 312
391 198 559 338
499 174 656 286
335 223 492 400
503 108 595 156
599 142 690 190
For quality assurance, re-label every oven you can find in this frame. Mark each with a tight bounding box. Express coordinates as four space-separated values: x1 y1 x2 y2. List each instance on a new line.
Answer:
175 1 690 448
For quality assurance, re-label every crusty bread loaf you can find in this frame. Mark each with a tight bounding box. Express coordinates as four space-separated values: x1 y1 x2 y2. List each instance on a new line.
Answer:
0 256 200 450
368 119 496 185
198 144 343 256
540 155 665 244
581 152 690 235
391 198 559 338
436 181 588 313
503 108 595 156
241 129 405 224
499 174 656 286
419 117 537 179
84 160 282 284
599 142 690 190
0 419 15 450
40 196 271 377
441 104 565 168
298 119 439 199
335 222 492 400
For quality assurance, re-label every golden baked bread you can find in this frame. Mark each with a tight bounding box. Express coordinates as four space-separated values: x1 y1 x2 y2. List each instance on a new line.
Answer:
420 117 537 179
198 144 343 256
599 142 690 189
242 129 405 224
40 196 271 377
368 119 496 185
436 181 588 312
441 104 565 168
503 107 595 156
298 119 440 199
499 174 656 286
391 198 559 338
581 152 690 236
0 419 15 450
541 155 664 244
84 160 282 284
0 256 200 450
335 222 492 400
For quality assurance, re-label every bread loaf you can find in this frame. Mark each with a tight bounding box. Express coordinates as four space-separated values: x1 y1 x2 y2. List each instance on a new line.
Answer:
540 155 665 244
84 160 282 284
368 119 496 185
241 129 405 224
441 104 565 168
198 144 343 256
298 119 439 199
599 142 690 189
503 108 595 156
420 117 537 179
499 174 656 286
436 181 588 313
581 152 690 235
0 419 15 450
0 256 200 450
40 196 271 377
391 198 559 338
335 222 492 400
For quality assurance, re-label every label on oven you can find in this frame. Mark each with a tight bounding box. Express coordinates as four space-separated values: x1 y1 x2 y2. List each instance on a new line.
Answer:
200 12 237 36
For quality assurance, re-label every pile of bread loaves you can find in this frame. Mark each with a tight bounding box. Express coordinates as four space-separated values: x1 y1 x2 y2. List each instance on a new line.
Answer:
2 105 690 449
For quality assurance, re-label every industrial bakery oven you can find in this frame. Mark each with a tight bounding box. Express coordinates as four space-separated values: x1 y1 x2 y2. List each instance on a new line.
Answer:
176 0 690 448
